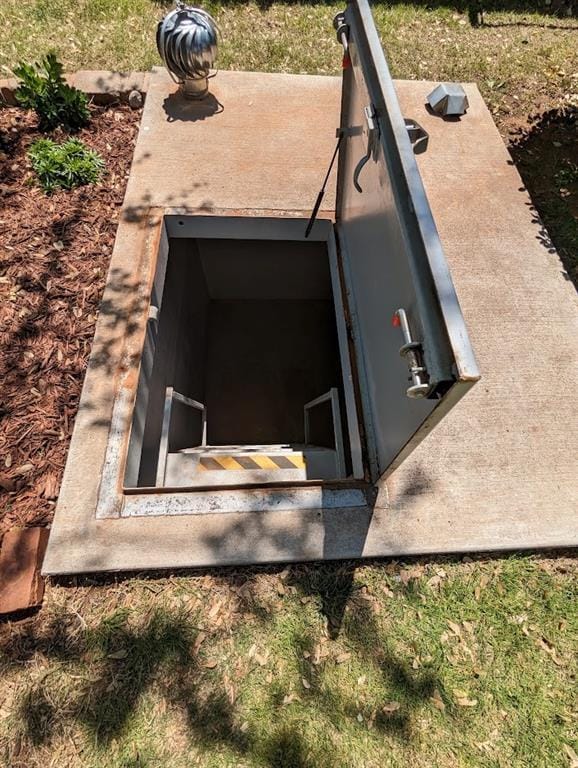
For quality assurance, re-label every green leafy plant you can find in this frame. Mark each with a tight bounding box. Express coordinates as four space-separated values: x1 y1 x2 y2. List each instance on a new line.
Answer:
555 161 578 190
28 137 105 194
14 52 90 132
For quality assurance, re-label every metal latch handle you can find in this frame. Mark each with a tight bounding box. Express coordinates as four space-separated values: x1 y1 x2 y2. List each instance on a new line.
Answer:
393 308 430 399
353 104 379 193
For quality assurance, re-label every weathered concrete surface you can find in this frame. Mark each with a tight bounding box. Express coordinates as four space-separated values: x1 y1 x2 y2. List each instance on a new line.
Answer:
122 68 341 216
43 71 577 574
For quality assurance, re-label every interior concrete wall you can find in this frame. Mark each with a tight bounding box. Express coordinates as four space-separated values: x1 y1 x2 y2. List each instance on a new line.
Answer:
137 239 210 485
205 299 340 444
197 239 333 300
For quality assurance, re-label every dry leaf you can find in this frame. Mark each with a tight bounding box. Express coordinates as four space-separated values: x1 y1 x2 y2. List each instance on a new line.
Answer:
459 698 478 707
537 637 564 666
400 569 413 585
563 744 578 768
40 473 59 500
382 701 401 714
302 678 311 689
203 659 218 669
107 649 128 660
311 646 322 665
453 688 468 699
357 675 366 686
254 652 269 667
240 721 249 733
357 713 363 722
336 652 351 664
223 672 236 705
282 693 299 705
431 689 445 712
13 463 34 476
193 631 207 655
447 620 462 637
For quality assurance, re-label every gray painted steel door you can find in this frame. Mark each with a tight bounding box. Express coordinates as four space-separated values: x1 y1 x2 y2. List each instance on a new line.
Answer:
335 0 480 482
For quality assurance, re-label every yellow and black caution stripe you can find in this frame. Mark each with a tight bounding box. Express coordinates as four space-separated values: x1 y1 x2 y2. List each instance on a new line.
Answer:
198 454 306 471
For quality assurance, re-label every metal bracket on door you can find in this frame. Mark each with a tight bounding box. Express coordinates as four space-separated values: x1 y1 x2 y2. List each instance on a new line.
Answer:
353 104 379 193
404 118 429 155
393 308 431 399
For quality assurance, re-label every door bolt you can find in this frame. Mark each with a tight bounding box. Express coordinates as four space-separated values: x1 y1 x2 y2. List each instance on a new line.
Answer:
393 308 430 399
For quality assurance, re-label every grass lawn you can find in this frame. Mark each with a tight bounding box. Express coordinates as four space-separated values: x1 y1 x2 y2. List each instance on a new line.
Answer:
0 0 576 105
1 557 577 767
0 2 577 767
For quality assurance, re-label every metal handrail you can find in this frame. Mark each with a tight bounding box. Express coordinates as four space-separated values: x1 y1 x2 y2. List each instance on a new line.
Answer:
156 386 207 486
303 387 346 478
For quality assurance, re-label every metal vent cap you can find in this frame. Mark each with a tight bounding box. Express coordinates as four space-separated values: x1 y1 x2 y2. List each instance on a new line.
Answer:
157 2 218 98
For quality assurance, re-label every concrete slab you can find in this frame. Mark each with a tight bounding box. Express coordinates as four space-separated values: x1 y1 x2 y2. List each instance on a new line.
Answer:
42 71 577 575
122 69 341 217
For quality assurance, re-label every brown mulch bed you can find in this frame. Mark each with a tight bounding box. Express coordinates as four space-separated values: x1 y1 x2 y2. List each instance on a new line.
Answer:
0 104 140 536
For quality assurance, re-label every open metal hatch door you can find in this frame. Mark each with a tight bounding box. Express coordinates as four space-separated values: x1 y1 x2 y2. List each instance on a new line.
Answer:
335 0 480 482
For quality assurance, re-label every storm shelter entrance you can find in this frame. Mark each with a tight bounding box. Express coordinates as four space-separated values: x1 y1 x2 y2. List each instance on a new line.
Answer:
125 218 362 490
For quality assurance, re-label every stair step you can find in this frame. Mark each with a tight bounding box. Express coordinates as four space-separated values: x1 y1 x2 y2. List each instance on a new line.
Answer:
198 453 305 472
162 444 340 487
177 444 326 455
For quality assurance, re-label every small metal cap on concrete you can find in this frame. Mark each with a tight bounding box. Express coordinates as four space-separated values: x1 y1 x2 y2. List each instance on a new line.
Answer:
427 82 469 116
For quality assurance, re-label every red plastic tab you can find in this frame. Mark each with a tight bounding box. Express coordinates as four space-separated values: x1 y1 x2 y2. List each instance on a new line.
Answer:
391 312 401 327
342 53 351 70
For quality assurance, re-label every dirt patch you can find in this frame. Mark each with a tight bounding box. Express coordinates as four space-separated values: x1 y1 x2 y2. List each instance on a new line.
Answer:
507 104 578 285
0 104 140 536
